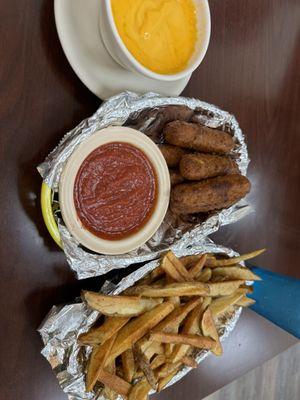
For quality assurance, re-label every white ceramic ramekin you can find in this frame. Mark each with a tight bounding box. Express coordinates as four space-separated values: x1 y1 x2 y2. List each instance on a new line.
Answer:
59 127 170 255
99 0 211 82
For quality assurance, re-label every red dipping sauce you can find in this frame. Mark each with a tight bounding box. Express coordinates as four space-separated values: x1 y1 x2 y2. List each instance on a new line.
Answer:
74 142 157 240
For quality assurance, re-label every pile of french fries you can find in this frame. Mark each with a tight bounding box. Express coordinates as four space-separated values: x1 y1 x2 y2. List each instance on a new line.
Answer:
78 249 264 400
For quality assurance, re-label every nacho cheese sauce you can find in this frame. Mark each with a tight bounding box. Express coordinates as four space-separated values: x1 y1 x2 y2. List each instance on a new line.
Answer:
74 142 157 240
111 0 197 75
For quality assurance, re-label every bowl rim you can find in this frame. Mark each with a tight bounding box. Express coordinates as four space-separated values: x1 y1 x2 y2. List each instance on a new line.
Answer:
59 127 171 255
104 0 211 82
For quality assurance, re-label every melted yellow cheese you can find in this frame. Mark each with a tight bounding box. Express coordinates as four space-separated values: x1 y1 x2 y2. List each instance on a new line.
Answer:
111 0 197 75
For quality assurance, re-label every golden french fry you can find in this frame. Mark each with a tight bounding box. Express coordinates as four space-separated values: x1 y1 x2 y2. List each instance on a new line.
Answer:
83 291 163 317
211 275 227 283
128 378 152 400
240 284 254 294
133 344 157 390
212 266 261 281
121 349 135 383
154 297 202 333
157 366 181 392
149 267 164 282
167 300 210 363
137 296 202 356
150 354 166 370
208 280 245 297
236 296 256 307
169 296 181 306
133 355 166 380
180 255 203 267
163 251 190 280
156 361 182 379
161 257 186 282
201 308 223 356
78 316 130 346
165 343 175 358
144 342 164 359
206 249 266 267
125 282 209 297
103 360 117 400
188 254 207 279
97 369 132 397
105 302 174 366
86 334 116 392
197 267 212 282
181 356 198 368
149 331 215 349
210 291 245 318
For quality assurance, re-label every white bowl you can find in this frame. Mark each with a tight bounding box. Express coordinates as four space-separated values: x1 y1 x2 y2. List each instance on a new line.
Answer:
99 0 211 82
59 127 170 255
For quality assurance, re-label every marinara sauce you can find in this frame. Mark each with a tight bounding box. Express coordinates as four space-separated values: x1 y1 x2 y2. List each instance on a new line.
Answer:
74 142 157 240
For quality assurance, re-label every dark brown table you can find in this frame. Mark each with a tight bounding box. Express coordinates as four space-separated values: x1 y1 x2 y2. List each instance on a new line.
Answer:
0 1 299 399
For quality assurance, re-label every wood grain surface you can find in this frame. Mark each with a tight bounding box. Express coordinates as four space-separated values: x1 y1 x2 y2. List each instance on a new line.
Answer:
0 1 299 399
204 343 300 400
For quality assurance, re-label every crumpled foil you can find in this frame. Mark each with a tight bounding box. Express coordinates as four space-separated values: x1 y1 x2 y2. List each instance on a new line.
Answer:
38 92 251 279
39 241 244 400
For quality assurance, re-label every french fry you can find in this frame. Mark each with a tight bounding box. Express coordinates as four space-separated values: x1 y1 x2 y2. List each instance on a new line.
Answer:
144 342 165 359
208 280 245 296
121 349 135 383
188 254 207 279
206 249 266 267
83 291 163 317
86 334 116 392
182 356 198 368
180 255 203 267
201 308 223 356
149 331 215 349
103 360 117 400
197 267 212 282
169 296 181 306
105 302 174 366
236 296 256 307
97 369 132 397
210 291 245 318
153 297 202 333
133 344 157 390
212 266 261 281
137 297 202 356
134 354 166 379
157 366 181 392
169 304 206 363
161 257 186 282
240 284 254 294
156 361 182 379
78 316 130 346
168 300 209 363
128 378 152 400
150 354 166 370
163 251 190 281
125 282 209 297
165 343 175 358
149 267 164 282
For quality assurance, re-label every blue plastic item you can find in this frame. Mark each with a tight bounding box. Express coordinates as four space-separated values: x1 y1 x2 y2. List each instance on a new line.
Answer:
248 265 300 339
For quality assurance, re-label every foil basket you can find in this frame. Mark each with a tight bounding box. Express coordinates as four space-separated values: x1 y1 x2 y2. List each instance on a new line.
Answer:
39 241 244 400
38 92 251 279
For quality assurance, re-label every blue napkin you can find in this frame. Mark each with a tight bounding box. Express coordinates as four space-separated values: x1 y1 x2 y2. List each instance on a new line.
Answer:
248 266 300 339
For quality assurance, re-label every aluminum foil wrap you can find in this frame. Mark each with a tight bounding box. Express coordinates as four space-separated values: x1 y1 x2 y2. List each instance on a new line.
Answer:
38 92 251 279
39 241 244 400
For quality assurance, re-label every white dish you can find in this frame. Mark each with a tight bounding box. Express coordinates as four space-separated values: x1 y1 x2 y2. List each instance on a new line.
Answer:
59 127 170 255
54 0 191 100
100 0 211 82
